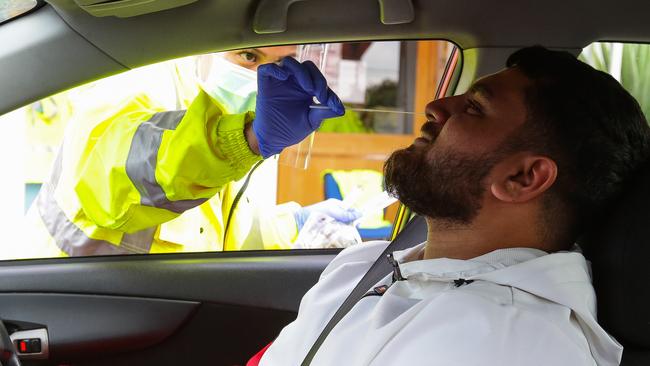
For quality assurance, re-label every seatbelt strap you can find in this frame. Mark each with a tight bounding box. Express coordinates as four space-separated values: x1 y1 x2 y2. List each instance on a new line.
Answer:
300 215 427 366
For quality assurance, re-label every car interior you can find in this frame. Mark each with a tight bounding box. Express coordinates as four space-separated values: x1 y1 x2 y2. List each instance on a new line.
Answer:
0 0 649 365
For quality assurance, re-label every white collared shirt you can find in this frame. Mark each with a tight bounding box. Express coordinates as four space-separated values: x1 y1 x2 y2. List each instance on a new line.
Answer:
260 241 622 366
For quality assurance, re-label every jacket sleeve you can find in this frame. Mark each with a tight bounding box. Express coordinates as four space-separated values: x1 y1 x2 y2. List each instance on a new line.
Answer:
74 90 262 233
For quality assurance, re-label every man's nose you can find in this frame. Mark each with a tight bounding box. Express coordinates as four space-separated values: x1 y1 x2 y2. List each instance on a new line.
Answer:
425 97 453 127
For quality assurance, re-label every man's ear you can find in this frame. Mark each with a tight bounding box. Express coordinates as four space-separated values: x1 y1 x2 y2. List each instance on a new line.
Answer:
490 154 557 203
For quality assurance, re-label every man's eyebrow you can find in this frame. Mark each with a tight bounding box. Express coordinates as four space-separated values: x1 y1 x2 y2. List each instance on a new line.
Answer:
468 82 493 100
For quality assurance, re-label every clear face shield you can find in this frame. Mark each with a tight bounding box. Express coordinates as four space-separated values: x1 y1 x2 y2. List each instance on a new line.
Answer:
276 44 329 169
196 44 330 169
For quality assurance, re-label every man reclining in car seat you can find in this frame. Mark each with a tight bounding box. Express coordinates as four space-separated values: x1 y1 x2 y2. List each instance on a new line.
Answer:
253 46 650 366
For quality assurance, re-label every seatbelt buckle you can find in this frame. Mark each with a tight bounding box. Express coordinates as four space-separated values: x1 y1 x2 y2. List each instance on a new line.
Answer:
386 252 405 282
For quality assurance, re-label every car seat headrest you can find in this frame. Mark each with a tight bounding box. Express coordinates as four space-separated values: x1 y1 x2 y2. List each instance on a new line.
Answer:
581 163 650 349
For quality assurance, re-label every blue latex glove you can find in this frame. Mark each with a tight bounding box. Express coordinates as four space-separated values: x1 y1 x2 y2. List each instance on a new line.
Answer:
253 57 345 158
294 199 363 231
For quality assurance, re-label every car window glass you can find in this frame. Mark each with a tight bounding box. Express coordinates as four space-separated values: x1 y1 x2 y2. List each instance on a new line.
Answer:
580 42 650 118
0 40 456 260
320 42 418 134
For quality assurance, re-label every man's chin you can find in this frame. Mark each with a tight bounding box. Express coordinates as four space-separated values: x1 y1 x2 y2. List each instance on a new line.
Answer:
384 145 497 226
383 147 426 200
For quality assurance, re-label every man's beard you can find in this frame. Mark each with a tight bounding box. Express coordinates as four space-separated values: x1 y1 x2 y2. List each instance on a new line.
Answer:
384 143 501 225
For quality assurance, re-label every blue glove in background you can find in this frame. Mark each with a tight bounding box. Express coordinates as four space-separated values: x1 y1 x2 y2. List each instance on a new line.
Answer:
253 57 345 158
294 199 363 231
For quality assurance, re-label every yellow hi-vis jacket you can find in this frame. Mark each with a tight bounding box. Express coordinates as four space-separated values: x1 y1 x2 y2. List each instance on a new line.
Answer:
14 90 301 260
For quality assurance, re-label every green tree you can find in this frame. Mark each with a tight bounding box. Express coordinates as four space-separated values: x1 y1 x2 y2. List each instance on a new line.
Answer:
580 42 650 120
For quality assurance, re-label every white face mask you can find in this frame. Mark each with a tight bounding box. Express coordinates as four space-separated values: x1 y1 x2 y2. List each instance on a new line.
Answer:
198 55 257 114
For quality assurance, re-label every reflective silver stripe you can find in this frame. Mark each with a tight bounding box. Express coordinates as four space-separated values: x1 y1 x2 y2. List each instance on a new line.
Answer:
120 227 156 253
36 184 152 256
125 111 208 214
39 148 155 256
49 145 64 191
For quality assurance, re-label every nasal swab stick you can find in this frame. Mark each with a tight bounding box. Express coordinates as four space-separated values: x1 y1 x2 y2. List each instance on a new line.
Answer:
309 104 426 116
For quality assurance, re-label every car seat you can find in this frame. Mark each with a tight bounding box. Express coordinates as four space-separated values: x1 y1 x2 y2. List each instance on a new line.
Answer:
580 163 650 366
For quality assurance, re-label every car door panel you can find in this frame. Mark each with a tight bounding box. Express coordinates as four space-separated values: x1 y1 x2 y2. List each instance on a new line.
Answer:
0 250 335 312
0 250 338 365
0 293 197 359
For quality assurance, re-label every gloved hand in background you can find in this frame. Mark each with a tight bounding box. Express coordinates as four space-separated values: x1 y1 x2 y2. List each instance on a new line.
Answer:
294 199 362 231
252 57 345 158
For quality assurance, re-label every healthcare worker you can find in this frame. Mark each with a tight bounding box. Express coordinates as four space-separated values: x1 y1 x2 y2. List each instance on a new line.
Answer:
11 49 358 259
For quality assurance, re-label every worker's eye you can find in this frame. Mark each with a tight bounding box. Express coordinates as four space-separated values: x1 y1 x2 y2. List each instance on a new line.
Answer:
237 51 258 64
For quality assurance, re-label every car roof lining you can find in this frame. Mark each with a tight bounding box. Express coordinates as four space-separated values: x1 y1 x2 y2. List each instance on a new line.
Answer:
47 0 650 66
0 5 125 114
2 0 650 113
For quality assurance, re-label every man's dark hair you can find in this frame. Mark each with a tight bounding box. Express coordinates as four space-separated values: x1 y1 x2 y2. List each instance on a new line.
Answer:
506 46 650 237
